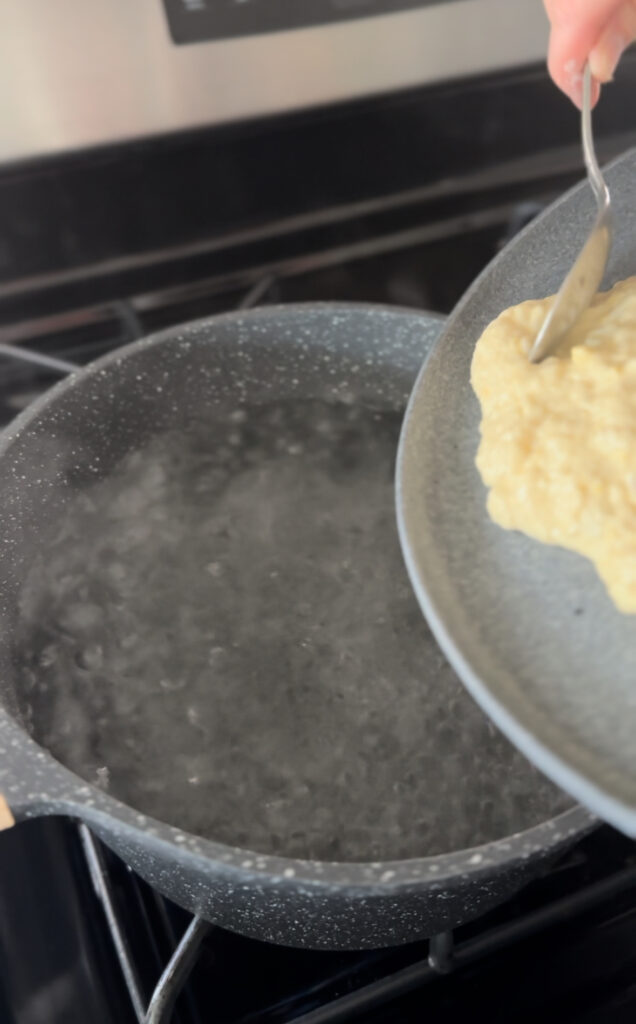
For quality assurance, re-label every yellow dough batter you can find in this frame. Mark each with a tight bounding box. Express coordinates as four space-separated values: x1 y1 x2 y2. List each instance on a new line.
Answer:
472 276 636 614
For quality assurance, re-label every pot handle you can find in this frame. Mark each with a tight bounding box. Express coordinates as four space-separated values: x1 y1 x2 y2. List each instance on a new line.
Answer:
0 346 74 833
0 794 15 830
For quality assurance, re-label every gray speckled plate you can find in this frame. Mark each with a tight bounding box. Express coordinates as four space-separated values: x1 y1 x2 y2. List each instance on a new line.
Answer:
397 147 636 838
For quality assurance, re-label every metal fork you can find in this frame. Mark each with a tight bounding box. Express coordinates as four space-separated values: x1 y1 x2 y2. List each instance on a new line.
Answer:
529 63 612 363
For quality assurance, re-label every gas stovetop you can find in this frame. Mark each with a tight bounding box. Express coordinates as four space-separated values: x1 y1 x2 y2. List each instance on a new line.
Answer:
2 255 636 1024
2 62 636 1024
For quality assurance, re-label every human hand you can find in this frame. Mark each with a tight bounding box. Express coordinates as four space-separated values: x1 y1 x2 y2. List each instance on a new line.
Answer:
544 0 636 106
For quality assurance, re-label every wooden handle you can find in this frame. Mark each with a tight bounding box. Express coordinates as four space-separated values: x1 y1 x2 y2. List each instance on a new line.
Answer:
0 794 15 830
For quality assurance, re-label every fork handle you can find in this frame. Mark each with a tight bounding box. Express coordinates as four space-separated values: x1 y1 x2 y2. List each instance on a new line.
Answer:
582 63 610 213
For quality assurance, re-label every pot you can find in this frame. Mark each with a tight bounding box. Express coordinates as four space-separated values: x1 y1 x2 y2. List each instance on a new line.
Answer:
0 303 593 950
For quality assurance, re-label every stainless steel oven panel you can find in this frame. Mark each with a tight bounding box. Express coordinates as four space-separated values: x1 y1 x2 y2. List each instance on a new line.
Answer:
2 0 548 163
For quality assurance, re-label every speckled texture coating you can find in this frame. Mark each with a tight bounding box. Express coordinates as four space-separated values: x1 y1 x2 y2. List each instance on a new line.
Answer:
398 149 636 840
0 304 592 949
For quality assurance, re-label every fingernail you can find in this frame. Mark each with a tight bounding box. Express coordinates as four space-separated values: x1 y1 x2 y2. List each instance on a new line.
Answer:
563 59 584 107
590 30 626 82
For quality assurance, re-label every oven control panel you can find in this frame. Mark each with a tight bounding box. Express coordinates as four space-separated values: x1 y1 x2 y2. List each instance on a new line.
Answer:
163 0 460 43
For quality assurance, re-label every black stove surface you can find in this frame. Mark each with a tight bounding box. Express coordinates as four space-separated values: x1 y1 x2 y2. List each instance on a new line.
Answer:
2 61 636 1024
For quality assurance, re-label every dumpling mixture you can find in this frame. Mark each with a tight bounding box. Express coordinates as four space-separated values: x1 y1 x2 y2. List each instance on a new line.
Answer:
472 276 636 614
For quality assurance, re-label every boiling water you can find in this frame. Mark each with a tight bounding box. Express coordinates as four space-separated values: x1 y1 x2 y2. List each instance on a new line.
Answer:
15 400 570 860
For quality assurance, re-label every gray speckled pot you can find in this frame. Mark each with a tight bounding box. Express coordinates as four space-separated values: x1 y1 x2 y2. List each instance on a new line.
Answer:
0 304 592 950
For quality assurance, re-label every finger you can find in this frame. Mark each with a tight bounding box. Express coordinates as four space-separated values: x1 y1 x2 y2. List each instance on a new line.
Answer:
544 0 622 33
589 4 636 81
547 25 601 107
544 0 623 105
